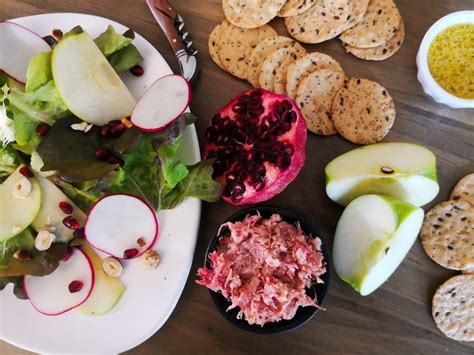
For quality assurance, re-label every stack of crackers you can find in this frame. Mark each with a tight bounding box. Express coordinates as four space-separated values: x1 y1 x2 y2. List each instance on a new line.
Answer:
420 173 474 341
209 19 396 144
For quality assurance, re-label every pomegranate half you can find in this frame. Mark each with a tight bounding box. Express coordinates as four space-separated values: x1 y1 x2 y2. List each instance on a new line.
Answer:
203 89 307 205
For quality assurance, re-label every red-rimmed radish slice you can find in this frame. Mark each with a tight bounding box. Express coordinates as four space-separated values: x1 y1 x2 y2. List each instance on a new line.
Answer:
85 194 158 259
0 21 51 84
24 248 94 316
131 74 191 132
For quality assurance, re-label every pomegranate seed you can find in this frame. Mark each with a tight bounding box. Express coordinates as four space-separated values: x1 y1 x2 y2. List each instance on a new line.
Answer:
63 216 80 230
19 166 34 178
73 227 85 239
110 122 127 136
36 123 50 136
130 65 144 76
123 248 139 259
95 149 109 160
99 125 111 137
108 155 123 165
63 246 73 262
68 280 83 293
58 201 73 214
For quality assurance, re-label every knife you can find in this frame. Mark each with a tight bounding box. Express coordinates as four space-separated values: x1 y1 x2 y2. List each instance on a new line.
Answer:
146 0 198 84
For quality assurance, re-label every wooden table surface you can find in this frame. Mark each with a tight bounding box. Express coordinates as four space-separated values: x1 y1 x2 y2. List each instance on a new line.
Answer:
1 0 473 354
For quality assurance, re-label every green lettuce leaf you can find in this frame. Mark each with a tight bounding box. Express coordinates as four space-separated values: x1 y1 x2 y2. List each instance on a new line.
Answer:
0 276 27 299
63 25 84 39
94 25 132 57
50 176 103 212
0 145 18 181
25 52 52 93
109 44 144 72
0 229 35 266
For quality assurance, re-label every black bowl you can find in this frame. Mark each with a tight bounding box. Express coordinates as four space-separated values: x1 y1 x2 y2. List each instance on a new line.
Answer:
203 205 331 334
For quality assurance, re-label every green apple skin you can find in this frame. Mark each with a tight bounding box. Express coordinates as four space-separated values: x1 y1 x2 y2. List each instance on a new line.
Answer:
0 166 42 242
52 32 136 126
75 244 126 316
31 176 86 242
333 194 424 296
325 143 439 207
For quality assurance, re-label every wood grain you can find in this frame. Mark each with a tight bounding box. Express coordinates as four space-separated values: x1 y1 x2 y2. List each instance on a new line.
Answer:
1 0 473 353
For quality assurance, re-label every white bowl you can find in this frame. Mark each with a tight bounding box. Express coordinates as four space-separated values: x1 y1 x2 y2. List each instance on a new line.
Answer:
416 11 474 108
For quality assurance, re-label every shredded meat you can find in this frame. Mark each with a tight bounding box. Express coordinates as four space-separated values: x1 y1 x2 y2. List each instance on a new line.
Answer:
196 213 326 326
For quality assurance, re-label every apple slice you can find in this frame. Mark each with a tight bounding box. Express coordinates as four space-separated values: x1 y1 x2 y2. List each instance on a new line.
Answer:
24 247 94 315
0 166 42 242
131 74 191 132
333 194 424 296
0 21 51 84
85 194 158 259
325 142 439 206
52 32 136 125
75 244 126 316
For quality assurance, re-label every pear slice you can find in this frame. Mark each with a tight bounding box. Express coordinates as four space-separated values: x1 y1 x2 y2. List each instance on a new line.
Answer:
333 194 424 296
51 32 136 125
325 142 439 206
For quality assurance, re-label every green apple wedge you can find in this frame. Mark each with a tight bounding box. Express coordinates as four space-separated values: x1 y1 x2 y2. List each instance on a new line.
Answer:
31 176 86 242
52 32 136 125
0 166 41 242
325 142 439 207
75 244 125 316
333 194 424 296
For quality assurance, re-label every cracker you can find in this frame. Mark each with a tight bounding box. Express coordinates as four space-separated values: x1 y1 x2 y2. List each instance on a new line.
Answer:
286 52 344 99
432 275 474 341
222 0 286 29
343 0 369 31
259 46 306 91
296 68 346 135
343 18 405 61
208 22 228 71
278 0 316 17
332 78 395 144
421 200 474 271
219 23 277 80
451 173 474 207
247 36 296 87
284 0 352 44
340 0 401 48
463 268 474 275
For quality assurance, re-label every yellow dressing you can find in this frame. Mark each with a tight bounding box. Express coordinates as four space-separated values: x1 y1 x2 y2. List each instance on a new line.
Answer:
427 23 474 99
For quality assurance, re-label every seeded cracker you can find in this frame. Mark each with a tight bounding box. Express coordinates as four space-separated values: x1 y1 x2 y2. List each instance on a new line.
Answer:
332 78 395 144
247 36 296 87
222 0 286 29
340 0 401 48
343 0 369 31
421 200 474 271
219 23 277 80
278 0 316 17
259 46 307 92
450 173 474 207
284 0 352 44
286 52 344 99
432 275 474 341
208 21 228 71
296 69 346 135
344 17 405 60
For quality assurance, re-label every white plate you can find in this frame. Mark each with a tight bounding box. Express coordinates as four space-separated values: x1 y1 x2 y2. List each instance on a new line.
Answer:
0 13 201 353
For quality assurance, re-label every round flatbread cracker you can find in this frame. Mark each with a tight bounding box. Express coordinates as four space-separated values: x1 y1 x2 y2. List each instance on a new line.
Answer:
274 52 309 95
296 69 346 135
208 22 228 71
278 0 316 17
219 23 277 80
259 46 306 91
286 52 344 99
332 78 395 144
421 200 474 271
284 0 352 43
343 18 405 61
432 275 474 341
222 0 286 29
343 0 369 31
340 0 401 48
451 173 474 207
247 36 296 87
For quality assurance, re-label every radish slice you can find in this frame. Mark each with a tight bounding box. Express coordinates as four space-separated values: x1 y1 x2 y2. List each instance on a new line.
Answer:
85 194 158 259
0 21 51 84
131 74 191 132
24 248 94 316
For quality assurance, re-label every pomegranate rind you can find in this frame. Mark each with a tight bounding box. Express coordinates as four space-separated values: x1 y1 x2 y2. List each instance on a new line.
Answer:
203 89 307 205
23 247 95 316
130 74 191 132
84 193 159 259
